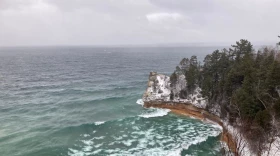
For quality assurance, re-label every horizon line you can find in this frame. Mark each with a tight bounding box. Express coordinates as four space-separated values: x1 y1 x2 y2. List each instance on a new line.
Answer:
0 41 277 48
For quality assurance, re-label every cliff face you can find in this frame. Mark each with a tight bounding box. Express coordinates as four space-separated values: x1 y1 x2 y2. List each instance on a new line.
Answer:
142 72 171 102
142 71 207 109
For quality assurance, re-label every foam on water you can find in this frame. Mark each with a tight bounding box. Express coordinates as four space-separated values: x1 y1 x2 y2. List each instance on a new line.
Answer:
138 107 171 118
94 121 105 125
83 134 90 137
68 113 222 156
136 99 144 105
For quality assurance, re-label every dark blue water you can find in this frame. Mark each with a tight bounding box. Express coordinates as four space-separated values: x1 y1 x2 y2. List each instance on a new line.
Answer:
0 46 223 156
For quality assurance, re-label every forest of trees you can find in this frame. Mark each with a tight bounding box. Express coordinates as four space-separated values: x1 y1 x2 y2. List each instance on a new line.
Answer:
172 38 280 154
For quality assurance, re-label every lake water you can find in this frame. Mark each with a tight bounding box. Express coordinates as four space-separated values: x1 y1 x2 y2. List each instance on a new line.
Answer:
0 46 223 156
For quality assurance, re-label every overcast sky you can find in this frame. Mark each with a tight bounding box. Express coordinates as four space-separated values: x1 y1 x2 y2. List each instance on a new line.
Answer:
0 0 279 46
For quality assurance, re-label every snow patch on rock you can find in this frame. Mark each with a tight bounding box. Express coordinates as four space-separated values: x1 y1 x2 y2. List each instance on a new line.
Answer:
173 74 186 97
143 72 171 102
143 72 207 109
172 87 206 109
263 137 280 156
209 104 221 117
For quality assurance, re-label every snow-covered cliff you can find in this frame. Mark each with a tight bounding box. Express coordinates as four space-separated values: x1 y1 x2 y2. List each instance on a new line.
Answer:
142 71 207 109
142 72 171 102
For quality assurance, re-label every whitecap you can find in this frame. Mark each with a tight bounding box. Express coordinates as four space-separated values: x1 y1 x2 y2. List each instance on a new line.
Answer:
108 142 115 146
91 149 102 155
113 136 123 140
83 145 93 152
68 148 85 156
83 134 90 137
166 148 183 156
94 143 103 148
182 137 208 150
131 147 182 156
122 139 135 147
136 99 144 105
139 108 170 118
80 140 94 152
209 122 223 131
132 126 139 130
94 121 105 125
181 128 222 150
81 140 93 146
93 136 105 140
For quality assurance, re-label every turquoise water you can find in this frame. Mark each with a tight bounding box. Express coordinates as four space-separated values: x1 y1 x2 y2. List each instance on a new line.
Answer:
0 47 223 156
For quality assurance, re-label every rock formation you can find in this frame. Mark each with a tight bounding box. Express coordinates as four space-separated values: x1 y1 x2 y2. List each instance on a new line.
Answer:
142 59 207 109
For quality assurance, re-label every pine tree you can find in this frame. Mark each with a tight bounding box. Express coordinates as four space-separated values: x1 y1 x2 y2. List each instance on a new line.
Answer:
185 56 198 93
171 38 280 134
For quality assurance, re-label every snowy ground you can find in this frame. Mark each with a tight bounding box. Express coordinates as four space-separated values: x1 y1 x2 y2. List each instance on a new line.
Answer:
263 137 280 156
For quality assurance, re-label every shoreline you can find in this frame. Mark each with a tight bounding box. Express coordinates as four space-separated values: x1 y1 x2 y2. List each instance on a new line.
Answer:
144 102 237 155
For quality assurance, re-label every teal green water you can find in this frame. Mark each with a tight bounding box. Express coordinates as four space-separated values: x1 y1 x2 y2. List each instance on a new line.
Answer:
0 47 223 156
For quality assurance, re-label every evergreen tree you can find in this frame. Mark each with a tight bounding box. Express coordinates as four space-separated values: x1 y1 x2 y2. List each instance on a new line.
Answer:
169 38 280 154
171 38 280 134
185 56 198 93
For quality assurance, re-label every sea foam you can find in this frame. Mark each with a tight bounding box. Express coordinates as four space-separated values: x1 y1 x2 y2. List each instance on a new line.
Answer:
136 99 144 105
138 108 171 118
69 108 222 156
94 121 105 125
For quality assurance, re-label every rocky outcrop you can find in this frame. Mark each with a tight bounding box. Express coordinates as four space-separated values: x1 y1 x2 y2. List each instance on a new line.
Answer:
142 72 171 102
142 71 207 109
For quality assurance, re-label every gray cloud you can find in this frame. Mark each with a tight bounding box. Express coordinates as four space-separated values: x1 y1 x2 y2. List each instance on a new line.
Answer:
150 0 215 14
0 0 279 46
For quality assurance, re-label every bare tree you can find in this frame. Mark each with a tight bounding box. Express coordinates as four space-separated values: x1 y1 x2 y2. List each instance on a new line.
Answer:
266 112 280 156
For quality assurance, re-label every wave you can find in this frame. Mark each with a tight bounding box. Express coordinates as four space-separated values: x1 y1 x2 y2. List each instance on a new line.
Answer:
138 108 171 118
131 148 183 156
207 121 223 130
67 112 222 156
94 121 105 125
136 99 144 106
181 125 222 151
182 136 212 150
